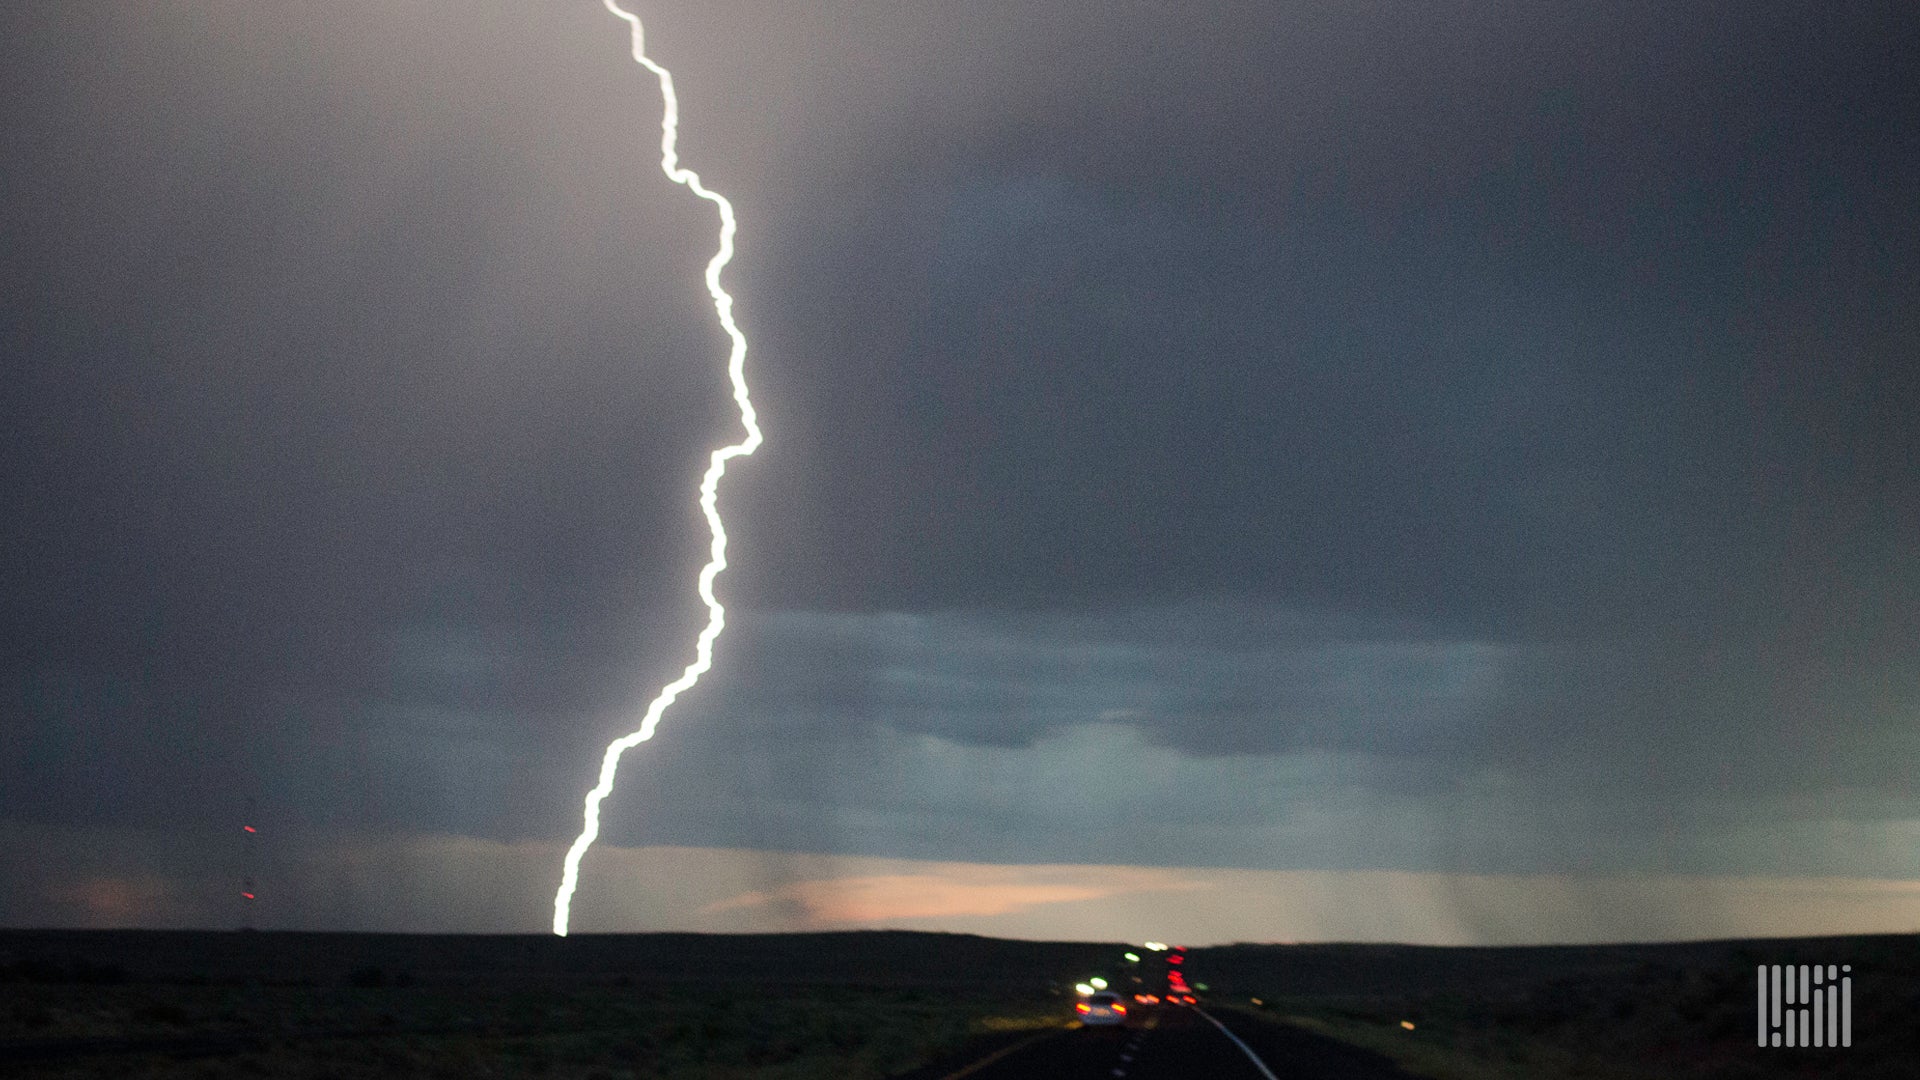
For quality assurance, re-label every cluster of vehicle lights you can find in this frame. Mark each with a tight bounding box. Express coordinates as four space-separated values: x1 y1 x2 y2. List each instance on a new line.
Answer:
1068 944 1199 1006
1165 945 1196 1002
1072 943 1200 1011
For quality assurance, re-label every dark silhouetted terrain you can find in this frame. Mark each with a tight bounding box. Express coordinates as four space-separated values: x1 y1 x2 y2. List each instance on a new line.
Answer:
2 930 1915 1078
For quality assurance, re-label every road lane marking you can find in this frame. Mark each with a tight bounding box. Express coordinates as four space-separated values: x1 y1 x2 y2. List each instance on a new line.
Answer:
1193 1007 1281 1080
930 1030 1064 1080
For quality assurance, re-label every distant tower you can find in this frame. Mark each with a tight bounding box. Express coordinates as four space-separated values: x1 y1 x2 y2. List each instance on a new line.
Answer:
240 797 258 930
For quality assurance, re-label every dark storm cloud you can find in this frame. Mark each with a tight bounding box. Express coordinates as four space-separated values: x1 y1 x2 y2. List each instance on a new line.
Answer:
705 0 1919 854
603 611 1920 881
681 606 1504 758
741 0 1918 627
2 0 1917 930
2 1 739 830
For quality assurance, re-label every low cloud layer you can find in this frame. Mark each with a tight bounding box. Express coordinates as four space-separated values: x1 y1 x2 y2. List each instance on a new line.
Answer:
6 824 1915 944
6 601 1918 914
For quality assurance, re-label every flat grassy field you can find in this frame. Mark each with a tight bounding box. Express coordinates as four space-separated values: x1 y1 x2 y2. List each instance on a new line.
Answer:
0 930 1087 1079
3 979 1059 1079
1199 934 1920 1080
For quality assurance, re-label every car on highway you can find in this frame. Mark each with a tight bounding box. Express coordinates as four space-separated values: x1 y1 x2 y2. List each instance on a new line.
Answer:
1076 991 1128 1026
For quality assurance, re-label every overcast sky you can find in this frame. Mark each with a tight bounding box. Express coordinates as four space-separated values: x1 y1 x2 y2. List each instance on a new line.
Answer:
2 1 1916 941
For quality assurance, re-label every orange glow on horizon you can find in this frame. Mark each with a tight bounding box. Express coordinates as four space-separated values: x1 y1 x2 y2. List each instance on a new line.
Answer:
701 868 1206 924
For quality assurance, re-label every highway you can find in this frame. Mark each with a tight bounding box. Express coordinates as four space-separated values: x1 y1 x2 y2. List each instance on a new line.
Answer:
902 1002 1420 1080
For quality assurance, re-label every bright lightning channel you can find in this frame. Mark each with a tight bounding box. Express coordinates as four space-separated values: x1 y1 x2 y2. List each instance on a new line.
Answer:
552 0 763 937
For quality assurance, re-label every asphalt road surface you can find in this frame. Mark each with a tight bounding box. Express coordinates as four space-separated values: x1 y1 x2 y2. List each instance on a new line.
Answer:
903 1003 1420 1080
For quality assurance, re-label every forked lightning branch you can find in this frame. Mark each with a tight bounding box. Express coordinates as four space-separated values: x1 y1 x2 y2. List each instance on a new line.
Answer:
552 0 763 937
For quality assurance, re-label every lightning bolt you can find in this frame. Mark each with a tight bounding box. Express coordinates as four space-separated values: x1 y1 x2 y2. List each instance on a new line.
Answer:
553 0 763 937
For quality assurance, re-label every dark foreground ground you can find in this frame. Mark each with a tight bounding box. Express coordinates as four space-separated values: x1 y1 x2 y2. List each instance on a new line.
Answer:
1 929 1914 1078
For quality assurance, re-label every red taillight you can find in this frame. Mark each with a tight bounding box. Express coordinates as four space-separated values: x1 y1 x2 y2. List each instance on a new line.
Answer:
1076 1003 1090 1013
1113 1004 1126 1015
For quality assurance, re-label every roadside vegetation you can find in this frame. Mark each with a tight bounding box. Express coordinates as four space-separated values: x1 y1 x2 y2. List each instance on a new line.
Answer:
1205 934 1919 1080
2 976 1061 1079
